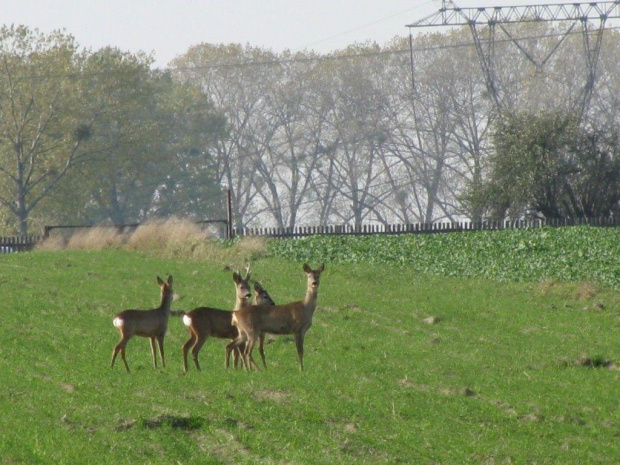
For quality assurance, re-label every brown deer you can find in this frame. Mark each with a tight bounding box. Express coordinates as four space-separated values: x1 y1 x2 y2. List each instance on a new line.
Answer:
181 268 251 372
228 263 324 371
236 281 276 369
253 280 275 307
111 275 174 372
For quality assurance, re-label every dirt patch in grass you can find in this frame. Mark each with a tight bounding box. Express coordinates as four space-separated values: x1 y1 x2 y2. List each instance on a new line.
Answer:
576 282 598 301
252 390 288 403
398 378 430 392
195 429 253 462
223 418 254 430
439 386 476 397
568 355 616 369
536 280 615 311
116 414 204 431
41 374 76 394
115 419 136 432
537 280 600 301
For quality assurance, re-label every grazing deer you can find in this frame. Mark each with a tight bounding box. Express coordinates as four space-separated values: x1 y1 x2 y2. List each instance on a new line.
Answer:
111 275 174 373
229 263 325 371
181 267 252 372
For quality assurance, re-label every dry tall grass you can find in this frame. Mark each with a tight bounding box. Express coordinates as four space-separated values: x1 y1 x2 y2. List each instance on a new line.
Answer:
35 217 269 263
126 218 209 254
68 227 126 250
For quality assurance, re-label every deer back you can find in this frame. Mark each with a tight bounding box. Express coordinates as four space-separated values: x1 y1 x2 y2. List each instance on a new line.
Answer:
234 300 308 336
184 307 238 339
114 307 169 337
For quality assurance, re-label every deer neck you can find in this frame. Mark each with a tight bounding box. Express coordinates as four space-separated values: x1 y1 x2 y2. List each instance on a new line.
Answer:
159 290 173 315
303 286 319 312
234 295 250 311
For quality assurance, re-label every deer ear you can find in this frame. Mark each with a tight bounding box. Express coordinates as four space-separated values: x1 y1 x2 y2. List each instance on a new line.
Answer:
303 263 311 273
167 275 173 285
318 264 325 273
233 272 241 283
157 276 164 286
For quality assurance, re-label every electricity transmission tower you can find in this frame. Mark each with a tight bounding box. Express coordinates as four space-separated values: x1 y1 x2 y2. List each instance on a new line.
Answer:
406 0 620 119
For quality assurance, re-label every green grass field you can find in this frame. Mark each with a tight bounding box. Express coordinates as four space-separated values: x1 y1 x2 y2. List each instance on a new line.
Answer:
1 229 619 463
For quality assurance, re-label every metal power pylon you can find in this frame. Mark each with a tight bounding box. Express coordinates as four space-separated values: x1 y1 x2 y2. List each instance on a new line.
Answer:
406 1 620 118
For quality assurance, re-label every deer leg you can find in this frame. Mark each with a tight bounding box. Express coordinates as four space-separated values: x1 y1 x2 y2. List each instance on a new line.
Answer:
112 337 131 372
230 344 241 369
225 340 235 369
120 346 130 372
190 335 207 371
238 337 253 370
111 345 120 368
156 335 165 368
226 334 245 369
149 337 159 369
182 332 197 373
294 331 305 371
235 337 251 369
233 345 241 369
244 336 260 371
258 333 267 369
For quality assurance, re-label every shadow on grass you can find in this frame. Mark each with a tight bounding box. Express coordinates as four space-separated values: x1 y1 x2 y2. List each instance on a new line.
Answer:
116 414 204 432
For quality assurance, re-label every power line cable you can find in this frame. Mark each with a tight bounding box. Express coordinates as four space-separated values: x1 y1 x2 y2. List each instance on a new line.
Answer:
3 25 618 79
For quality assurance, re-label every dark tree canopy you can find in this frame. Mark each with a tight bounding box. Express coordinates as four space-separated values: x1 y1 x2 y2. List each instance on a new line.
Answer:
480 111 620 219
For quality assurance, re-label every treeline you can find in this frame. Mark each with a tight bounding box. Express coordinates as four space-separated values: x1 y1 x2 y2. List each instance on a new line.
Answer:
2 22 620 235
170 24 620 229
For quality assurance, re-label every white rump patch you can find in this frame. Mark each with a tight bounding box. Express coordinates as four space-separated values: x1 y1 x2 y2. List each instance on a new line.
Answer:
113 317 124 328
182 314 192 327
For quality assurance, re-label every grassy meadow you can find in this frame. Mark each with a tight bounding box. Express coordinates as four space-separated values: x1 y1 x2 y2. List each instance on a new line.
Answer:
1 223 619 463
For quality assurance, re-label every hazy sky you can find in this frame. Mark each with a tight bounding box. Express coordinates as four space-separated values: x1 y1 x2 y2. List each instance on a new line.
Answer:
2 1 573 68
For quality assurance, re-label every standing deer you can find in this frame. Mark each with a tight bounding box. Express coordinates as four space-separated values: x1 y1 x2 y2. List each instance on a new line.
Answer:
181 266 253 372
229 281 276 369
228 263 325 371
253 280 275 307
111 275 174 372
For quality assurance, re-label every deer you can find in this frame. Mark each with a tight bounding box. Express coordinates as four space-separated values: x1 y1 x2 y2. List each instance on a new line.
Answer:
233 280 276 369
182 264 277 372
111 275 174 373
253 280 275 307
227 263 325 371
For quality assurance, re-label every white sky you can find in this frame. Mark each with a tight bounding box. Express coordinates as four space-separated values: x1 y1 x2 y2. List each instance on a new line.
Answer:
0 1 593 68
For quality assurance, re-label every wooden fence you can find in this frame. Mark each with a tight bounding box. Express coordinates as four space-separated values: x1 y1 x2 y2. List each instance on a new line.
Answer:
0 235 44 254
233 216 620 238
42 219 229 238
1 216 619 253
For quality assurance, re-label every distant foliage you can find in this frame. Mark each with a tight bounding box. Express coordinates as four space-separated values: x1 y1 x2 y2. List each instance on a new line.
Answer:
268 226 620 289
480 111 620 219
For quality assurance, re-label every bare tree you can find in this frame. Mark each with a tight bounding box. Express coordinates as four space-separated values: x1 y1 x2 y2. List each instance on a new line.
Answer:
171 44 275 228
250 54 326 229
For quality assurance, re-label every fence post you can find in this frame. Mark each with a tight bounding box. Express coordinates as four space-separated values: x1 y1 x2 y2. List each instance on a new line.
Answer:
226 188 233 240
